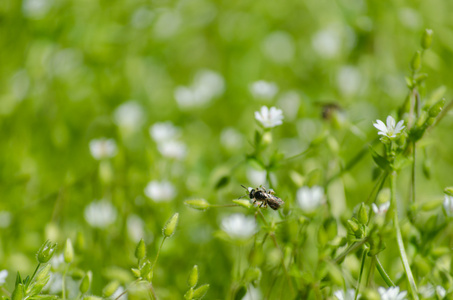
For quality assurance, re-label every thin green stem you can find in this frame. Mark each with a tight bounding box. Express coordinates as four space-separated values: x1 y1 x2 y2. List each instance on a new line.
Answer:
334 238 369 264
114 279 141 300
151 237 167 274
257 210 294 294
411 141 416 203
375 256 395 287
355 248 368 300
29 263 41 285
366 255 376 287
390 172 418 299
62 264 69 300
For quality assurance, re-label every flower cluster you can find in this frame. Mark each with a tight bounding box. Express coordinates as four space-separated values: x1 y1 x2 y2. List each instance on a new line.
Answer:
150 121 187 160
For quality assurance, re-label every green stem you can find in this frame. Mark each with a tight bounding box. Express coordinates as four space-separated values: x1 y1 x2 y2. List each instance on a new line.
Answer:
334 238 369 264
151 237 167 275
366 255 376 287
411 141 416 203
62 264 69 300
29 263 41 285
355 248 368 300
375 256 395 287
390 172 418 299
257 210 294 294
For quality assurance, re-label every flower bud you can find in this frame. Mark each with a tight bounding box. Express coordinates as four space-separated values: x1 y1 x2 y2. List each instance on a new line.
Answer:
135 239 146 260
163 213 179 238
232 199 252 209
37 240 57 263
358 203 368 225
347 219 360 233
410 51 422 72
184 199 210 211
421 29 433 49
428 98 446 118
192 284 209 299
79 272 91 294
184 288 194 300
444 187 453 197
131 268 141 278
11 283 24 300
140 260 153 281
102 281 120 298
187 265 198 288
64 239 74 263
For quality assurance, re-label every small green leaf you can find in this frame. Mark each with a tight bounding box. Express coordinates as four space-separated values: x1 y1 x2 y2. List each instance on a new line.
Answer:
369 147 390 171
192 284 209 299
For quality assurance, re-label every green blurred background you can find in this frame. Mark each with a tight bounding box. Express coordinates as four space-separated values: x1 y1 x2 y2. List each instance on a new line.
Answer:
1 0 452 298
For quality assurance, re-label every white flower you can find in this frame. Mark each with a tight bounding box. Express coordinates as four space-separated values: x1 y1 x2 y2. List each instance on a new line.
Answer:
113 101 145 131
246 168 267 188
144 180 176 202
312 28 341 59
242 286 262 300
50 254 65 269
249 80 278 101
220 127 244 151
334 289 358 300
112 286 127 300
443 194 453 217
254 106 284 128
0 211 11 228
174 70 225 109
127 215 145 243
296 186 324 212
436 286 446 298
372 201 390 215
373 116 405 139
0 270 8 285
157 140 187 160
377 287 408 300
149 122 180 143
221 214 257 240
84 200 117 228
89 138 117 160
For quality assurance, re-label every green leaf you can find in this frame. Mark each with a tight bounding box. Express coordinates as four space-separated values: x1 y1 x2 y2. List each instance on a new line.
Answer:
192 284 209 299
233 286 247 300
369 147 390 171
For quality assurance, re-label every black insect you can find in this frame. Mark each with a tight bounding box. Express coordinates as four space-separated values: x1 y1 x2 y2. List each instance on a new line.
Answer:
241 185 284 210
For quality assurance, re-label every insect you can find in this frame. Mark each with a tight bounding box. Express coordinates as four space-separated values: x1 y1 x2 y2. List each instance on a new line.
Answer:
241 185 284 210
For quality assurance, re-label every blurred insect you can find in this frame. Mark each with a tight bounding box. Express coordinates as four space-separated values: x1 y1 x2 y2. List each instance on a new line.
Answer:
240 185 284 210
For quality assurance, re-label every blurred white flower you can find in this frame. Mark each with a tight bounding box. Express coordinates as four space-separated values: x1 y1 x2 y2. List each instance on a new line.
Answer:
296 186 324 212
22 0 53 19
262 31 295 64
249 81 278 101
444 194 453 217
131 7 154 29
337 66 362 97
84 200 117 228
254 106 284 128
221 214 257 240
127 214 145 243
144 180 176 202
220 127 244 151
277 91 300 121
373 116 405 139
112 286 127 300
89 138 117 160
153 10 181 39
436 286 446 298
175 70 225 109
157 140 187 160
242 286 262 300
149 122 181 143
246 168 267 188
377 287 408 300
372 201 390 215
50 254 65 269
0 211 11 228
0 270 8 285
334 289 357 300
312 28 341 58
114 101 145 131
